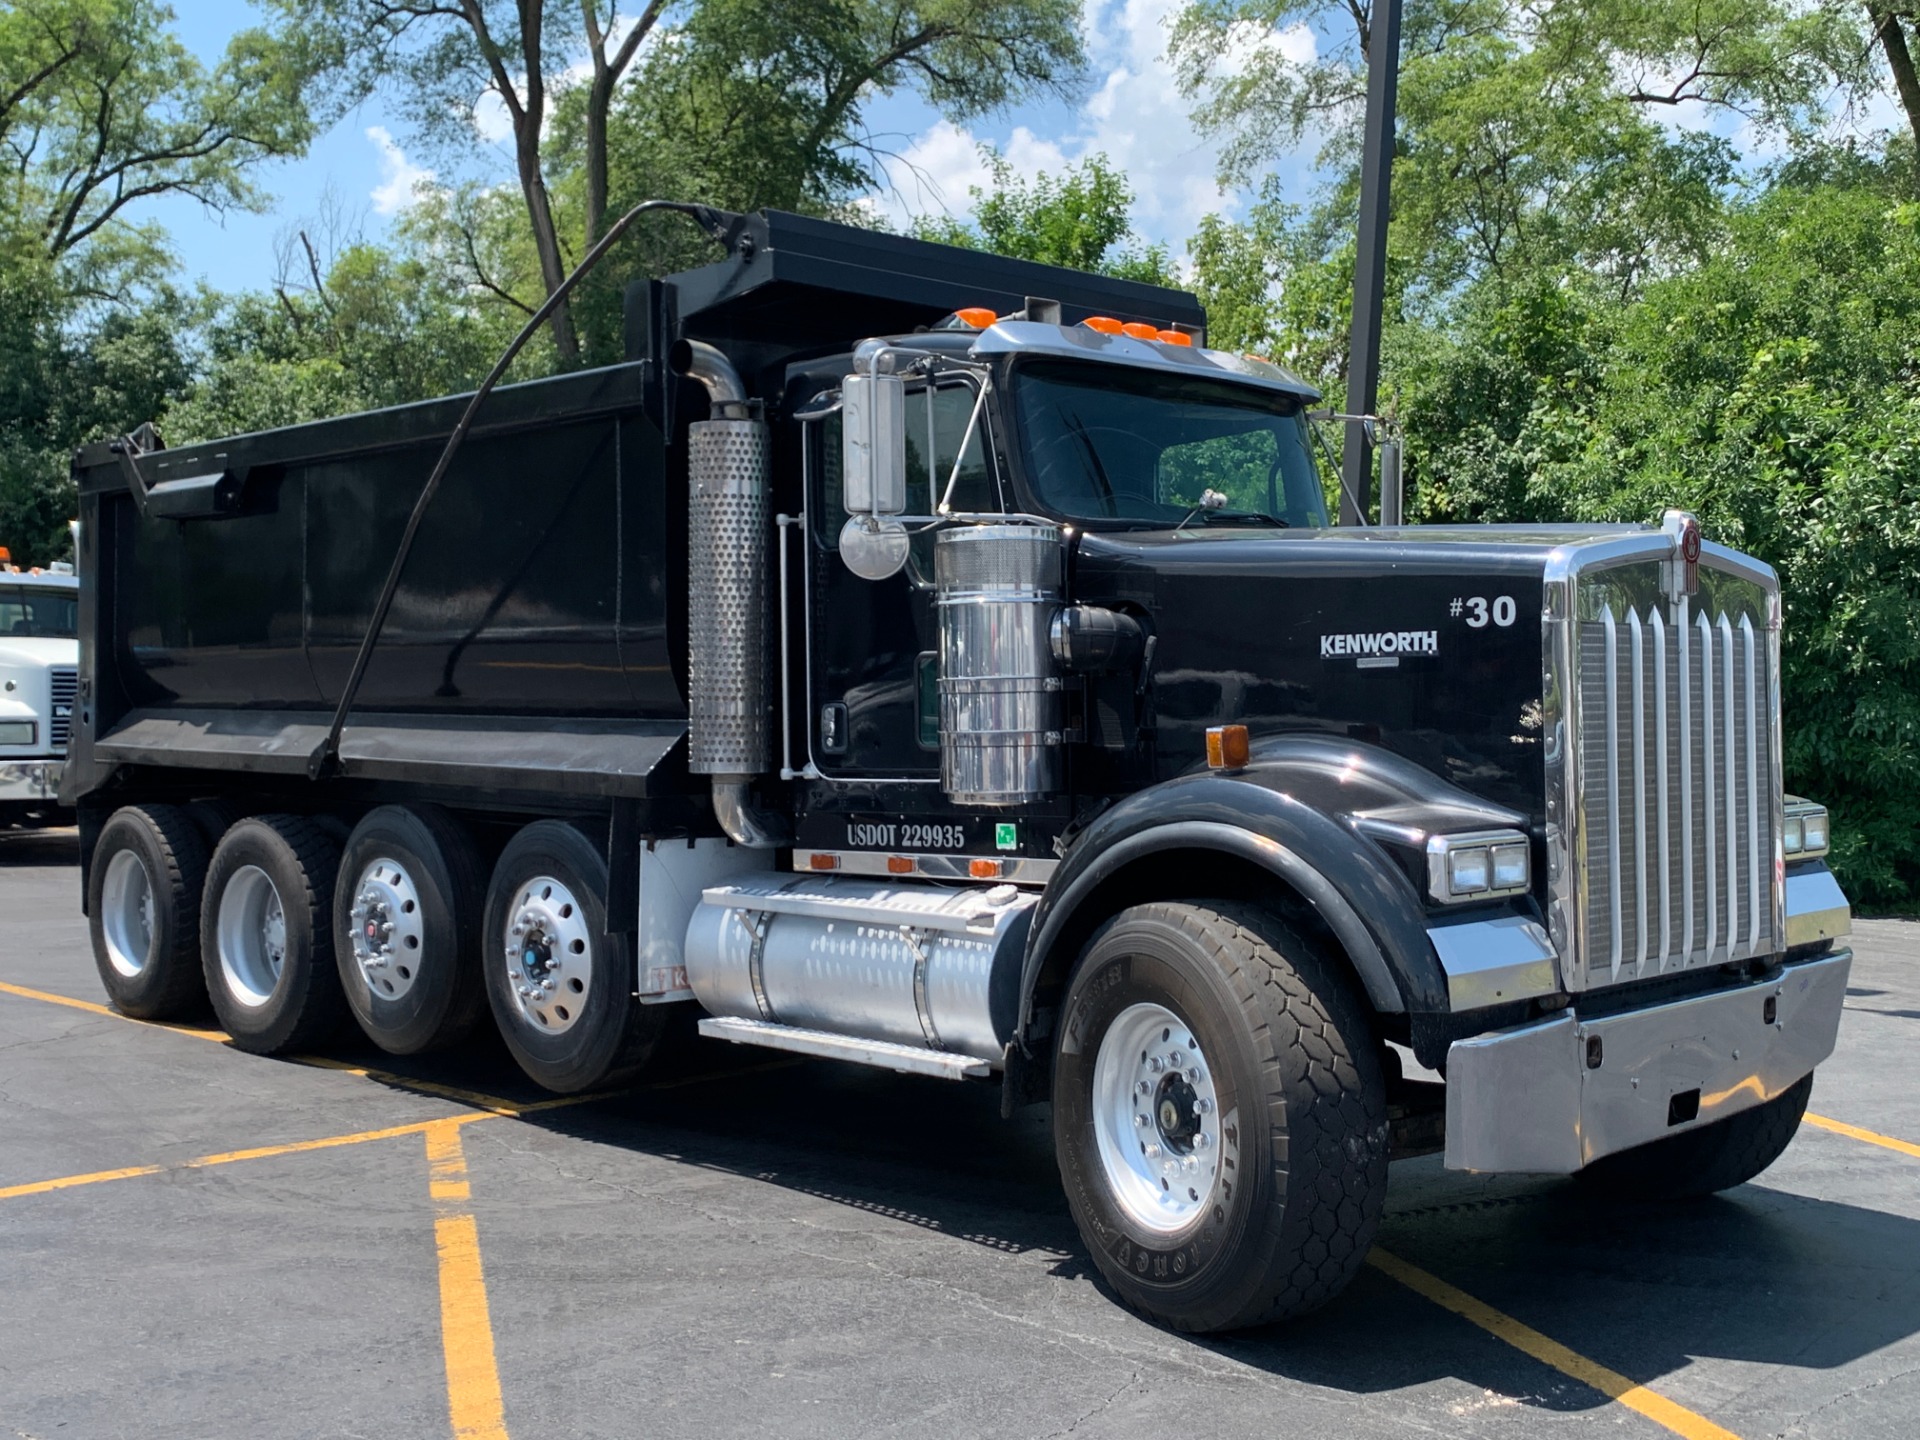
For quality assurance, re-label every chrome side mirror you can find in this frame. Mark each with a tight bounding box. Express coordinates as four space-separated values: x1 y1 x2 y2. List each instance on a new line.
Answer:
842 372 906 517
840 370 910 580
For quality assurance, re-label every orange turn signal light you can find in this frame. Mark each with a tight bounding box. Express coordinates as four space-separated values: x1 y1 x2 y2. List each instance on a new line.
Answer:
808 852 840 872
1157 330 1193 346
1121 321 1159 340
969 858 1005 880
1081 315 1124 334
954 307 997 329
886 855 916 875
1205 724 1251 771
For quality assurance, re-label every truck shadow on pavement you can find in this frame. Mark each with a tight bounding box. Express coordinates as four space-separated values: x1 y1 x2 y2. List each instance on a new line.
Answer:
331 1029 1920 1418
0 827 80 867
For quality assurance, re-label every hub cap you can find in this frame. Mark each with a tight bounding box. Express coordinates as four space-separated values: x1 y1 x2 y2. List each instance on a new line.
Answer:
1091 1002 1224 1235
216 864 288 1008
348 857 424 1001
100 849 155 978
503 875 590 1035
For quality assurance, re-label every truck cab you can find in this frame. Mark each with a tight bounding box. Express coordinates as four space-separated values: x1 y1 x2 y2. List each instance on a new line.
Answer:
64 209 1853 1334
0 555 78 827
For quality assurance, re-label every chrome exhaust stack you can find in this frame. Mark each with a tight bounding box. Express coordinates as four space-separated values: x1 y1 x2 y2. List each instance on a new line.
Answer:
672 339 784 848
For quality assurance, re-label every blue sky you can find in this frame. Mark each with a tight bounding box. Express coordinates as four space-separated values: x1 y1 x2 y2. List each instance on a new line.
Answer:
156 0 1318 295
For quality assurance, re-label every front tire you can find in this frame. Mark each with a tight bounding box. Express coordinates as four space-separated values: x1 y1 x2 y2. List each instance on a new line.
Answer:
1577 1072 1813 1201
201 815 345 1054
1053 902 1388 1332
334 804 487 1055
481 821 663 1093
87 805 210 1020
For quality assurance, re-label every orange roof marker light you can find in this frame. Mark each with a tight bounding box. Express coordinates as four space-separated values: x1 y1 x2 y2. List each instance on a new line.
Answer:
1121 321 1159 340
1157 330 1193 346
953 307 998 329
1081 315 1124 335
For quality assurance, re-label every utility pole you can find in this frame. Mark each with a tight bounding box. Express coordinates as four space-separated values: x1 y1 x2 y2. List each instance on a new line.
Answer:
1341 0 1404 526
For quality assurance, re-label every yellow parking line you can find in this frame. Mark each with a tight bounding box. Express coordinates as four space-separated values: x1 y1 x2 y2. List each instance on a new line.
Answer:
0 1112 499 1202
0 979 228 1041
0 978 567 1116
426 1119 510 1440
1367 1249 1739 1440
1805 1112 1920 1160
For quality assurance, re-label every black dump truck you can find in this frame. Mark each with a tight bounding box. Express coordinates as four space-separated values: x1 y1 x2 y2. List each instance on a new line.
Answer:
66 210 1854 1331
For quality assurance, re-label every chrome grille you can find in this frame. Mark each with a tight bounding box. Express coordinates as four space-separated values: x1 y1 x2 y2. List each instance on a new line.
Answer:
48 666 76 751
1574 589 1776 984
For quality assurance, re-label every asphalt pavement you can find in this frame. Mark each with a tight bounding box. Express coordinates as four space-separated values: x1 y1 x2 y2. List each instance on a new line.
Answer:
2 825 1916 1440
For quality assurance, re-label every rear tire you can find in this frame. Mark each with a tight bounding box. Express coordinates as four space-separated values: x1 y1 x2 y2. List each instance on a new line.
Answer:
334 804 488 1056
201 815 345 1054
87 805 210 1020
1577 1073 1813 1200
481 820 662 1093
1053 901 1388 1332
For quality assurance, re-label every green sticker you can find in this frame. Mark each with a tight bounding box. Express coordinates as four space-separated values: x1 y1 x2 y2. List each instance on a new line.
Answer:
995 822 1018 851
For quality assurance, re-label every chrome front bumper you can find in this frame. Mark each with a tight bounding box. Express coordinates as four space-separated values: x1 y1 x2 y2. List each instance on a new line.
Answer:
0 758 62 804
1444 948 1851 1173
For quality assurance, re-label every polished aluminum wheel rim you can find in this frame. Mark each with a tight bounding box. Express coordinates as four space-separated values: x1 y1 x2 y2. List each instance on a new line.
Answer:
503 875 590 1035
100 849 155 979
1091 1002 1223 1235
216 864 288 1008
348 856 424 1001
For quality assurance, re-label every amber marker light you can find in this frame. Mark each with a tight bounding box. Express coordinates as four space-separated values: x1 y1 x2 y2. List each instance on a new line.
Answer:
1157 330 1193 346
954 307 998 329
886 855 915 875
1081 316 1124 334
808 852 840 872
969 858 1005 880
1205 724 1251 770
1121 321 1159 340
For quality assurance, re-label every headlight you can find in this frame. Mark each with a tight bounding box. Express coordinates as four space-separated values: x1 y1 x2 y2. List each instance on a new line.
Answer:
1427 829 1531 904
0 720 35 745
1783 799 1829 859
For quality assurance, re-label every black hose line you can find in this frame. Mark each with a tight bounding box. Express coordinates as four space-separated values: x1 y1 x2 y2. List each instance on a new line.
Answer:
306 200 738 781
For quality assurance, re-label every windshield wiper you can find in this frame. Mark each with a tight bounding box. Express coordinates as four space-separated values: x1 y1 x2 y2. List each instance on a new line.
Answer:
1199 509 1288 527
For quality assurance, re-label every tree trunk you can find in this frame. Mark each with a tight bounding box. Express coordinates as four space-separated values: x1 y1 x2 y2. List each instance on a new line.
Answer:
586 69 613 244
1872 7 1920 165
516 141 582 365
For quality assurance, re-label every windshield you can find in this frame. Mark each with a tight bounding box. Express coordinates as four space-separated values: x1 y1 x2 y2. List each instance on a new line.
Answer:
1011 361 1329 529
0 587 75 638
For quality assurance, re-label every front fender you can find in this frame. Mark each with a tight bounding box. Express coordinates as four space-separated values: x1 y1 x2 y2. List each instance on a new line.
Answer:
1017 735 1532 1042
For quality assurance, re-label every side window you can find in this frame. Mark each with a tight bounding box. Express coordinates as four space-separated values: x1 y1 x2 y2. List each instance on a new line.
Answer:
815 381 999 549
1156 427 1279 513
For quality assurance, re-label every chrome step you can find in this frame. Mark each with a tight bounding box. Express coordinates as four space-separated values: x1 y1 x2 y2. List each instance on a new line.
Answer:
696 1016 992 1080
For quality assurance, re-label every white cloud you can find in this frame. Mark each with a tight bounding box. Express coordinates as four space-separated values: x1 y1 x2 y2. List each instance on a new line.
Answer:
366 126 435 214
872 0 1320 252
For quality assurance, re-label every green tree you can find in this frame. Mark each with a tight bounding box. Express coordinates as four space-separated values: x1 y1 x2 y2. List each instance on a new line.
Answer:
278 0 1087 366
0 1 315 562
909 150 1176 284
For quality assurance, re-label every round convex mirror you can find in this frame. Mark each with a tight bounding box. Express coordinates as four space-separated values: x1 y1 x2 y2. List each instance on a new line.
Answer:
839 516 911 580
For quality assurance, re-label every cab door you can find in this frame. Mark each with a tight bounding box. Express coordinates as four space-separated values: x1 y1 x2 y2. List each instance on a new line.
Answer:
804 377 1003 779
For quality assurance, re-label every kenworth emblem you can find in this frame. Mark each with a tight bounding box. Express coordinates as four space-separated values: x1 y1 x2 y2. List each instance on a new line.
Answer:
1660 508 1702 605
1319 629 1438 663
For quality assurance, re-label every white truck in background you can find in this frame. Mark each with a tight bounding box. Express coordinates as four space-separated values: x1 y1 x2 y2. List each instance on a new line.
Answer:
0 551 79 828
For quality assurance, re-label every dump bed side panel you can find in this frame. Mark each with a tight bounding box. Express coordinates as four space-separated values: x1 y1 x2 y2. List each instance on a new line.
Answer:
83 364 674 724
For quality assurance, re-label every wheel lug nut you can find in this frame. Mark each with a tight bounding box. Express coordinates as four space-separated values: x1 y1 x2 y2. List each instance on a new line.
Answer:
1196 1098 1212 1114
1168 1051 1184 1068
1147 1057 1164 1074
1194 1132 1210 1149
1188 1068 1202 1083
1137 1081 1151 1095
1134 1113 1147 1127
1145 1144 1161 1159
